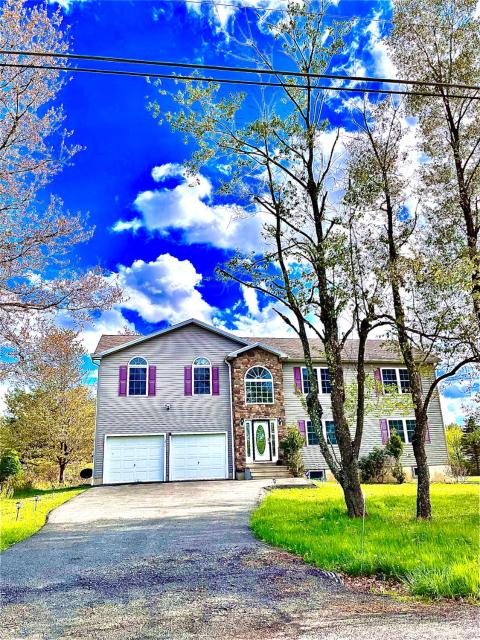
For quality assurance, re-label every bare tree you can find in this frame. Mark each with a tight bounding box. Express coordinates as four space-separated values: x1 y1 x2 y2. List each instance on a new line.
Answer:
0 0 121 379
389 0 480 328
347 98 478 518
149 1 388 517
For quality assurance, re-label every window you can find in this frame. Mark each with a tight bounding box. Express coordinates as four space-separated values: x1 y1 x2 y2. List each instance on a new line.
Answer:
306 421 320 446
245 366 274 404
193 357 211 395
302 367 318 394
388 418 416 444
406 419 416 443
381 368 411 394
307 470 326 481
306 420 337 446
325 420 337 445
128 357 148 396
301 367 331 394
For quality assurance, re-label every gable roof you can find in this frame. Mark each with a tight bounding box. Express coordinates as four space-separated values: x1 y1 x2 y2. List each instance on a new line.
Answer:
92 318 432 364
91 318 249 358
226 342 289 360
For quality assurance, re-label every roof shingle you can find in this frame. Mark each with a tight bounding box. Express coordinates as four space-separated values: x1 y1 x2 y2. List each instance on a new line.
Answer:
92 330 429 363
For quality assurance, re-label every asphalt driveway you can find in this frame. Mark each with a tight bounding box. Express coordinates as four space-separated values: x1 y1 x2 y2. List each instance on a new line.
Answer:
1 481 476 639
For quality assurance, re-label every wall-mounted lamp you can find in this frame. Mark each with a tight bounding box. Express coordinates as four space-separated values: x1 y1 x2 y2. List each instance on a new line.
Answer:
240 418 244 426
278 418 283 426
164 403 171 411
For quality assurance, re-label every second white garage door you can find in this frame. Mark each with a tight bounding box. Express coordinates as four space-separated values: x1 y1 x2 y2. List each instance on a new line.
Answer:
170 433 227 481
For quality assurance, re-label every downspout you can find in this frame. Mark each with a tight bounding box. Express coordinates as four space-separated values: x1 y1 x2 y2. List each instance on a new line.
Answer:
225 358 236 480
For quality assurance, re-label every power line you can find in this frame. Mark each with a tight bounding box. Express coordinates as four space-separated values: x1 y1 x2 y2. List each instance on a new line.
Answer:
2 50 480 93
1 61 478 100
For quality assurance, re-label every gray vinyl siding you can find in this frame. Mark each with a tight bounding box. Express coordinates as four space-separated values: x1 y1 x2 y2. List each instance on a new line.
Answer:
94 324 240 481
283 362 448 471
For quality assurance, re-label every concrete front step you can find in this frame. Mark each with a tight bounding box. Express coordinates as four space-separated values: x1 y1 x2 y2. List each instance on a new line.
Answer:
247 464 292 479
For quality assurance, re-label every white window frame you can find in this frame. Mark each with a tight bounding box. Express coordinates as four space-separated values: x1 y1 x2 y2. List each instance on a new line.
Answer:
127 356 149 397
387 418 416 444
244 366 274 405
301 366 331 395
381 367 411 394
192 356 212 396
305 419 337 446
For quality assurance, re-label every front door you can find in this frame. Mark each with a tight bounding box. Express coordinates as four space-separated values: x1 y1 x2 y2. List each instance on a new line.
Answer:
253 420 271 461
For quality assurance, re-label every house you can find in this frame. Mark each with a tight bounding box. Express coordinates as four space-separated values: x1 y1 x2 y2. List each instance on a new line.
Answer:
91 318 449 485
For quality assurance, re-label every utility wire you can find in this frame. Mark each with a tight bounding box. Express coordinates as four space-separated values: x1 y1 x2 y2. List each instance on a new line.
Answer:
1 61 478 100
2 50 480 93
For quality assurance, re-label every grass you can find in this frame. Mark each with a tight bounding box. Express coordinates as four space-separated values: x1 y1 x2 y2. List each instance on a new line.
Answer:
0 486 87 552
251 483 480 599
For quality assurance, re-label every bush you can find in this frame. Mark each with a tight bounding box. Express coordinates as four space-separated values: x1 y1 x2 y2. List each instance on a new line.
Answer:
0 449 22 494
386 432 406 484
280 426 305 477
358 447 388 483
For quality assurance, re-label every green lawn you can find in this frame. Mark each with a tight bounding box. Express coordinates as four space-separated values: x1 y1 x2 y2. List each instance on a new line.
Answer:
251 483 480 599
0 486 87 552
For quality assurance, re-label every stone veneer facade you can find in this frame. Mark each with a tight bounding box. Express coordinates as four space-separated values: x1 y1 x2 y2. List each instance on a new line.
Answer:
230 347 286 475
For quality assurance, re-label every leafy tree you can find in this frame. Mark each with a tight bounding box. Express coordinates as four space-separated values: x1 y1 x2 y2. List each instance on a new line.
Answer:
389 0 480 333
280 426 305 477
1 328 95 483
150 1 385 518
0 448 21 492
347 98 477 518
445 423 468 480
462 416 480 474
0 0 121 379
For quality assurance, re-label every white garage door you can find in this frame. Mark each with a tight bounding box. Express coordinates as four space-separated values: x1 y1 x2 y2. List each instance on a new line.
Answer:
104 435 165 484
170 433 227 481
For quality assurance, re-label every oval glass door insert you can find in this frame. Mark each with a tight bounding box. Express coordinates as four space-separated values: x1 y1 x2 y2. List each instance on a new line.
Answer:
256 424 266 455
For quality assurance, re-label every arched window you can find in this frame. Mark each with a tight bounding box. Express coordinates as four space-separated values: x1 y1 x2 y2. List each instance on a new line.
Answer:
193 357 211 395
128 357 148 396
245 366 274 404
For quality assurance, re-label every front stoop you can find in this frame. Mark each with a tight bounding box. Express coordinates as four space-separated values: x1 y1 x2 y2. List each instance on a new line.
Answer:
247 463 292 480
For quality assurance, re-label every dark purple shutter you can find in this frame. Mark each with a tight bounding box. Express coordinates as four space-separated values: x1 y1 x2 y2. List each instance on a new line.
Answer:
380 419 389 444
297 420 306 438
212 366 220 395
425 422 431 444
374 368 383 394
148 366 156 396
293 367 302 393
118 366 127 396
184 366 192 395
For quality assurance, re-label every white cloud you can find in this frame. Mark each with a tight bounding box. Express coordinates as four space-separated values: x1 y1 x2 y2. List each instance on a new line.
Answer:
112 218 142 233
364 13 397 79
115 163 266 252
115 253 215 324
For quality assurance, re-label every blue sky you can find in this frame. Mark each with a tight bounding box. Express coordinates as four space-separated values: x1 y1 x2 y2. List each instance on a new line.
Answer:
23 0 477 422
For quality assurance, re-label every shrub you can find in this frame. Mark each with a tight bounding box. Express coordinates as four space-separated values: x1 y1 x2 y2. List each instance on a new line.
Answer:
280 426 305 477
386 431 406 484
0 449 22 494
358 447 388 483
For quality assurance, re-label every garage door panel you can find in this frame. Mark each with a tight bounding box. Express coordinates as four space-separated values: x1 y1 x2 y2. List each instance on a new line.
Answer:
170 433 227 481
104 435 165 484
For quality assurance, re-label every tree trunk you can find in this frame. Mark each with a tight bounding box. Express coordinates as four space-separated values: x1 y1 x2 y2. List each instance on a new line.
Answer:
412 421 431 519
58 462 66 484
340 460 365 518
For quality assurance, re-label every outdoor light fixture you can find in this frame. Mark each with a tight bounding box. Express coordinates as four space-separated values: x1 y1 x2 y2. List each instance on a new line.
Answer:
240 418 244 426
164 403 171 411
